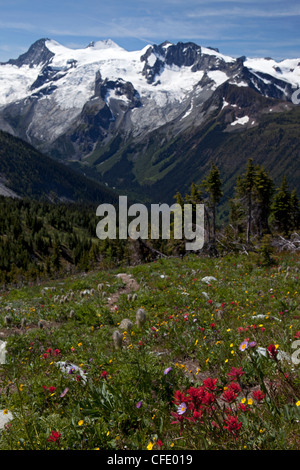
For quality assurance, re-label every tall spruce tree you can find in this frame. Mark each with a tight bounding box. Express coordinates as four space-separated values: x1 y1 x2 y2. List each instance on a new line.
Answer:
271 176 297 235
240 158 256 243
253 165 274 237
201 162 223 254
290 188 300 231
230 160 275 242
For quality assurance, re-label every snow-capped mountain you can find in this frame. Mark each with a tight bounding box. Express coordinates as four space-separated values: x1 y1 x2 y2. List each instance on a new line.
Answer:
0 38 299 202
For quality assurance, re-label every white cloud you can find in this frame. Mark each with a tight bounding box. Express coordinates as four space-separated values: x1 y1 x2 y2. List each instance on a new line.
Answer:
187 5 300 19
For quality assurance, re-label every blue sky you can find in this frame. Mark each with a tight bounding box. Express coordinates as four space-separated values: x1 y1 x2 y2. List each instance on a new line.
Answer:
0 0 299 62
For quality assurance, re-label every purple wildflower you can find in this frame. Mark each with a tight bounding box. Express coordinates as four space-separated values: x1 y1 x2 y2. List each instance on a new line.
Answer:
60 387 69 398
239 340 248 352
177 402 187 415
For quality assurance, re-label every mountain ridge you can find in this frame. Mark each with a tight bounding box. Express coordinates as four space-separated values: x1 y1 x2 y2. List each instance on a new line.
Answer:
0 38 299 207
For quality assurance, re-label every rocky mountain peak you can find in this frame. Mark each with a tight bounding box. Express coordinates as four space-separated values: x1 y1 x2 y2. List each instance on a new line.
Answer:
5 38 54 68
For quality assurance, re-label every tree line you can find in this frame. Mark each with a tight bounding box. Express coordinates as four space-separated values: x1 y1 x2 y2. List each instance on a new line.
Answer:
0 158 299 285
174 158 299 255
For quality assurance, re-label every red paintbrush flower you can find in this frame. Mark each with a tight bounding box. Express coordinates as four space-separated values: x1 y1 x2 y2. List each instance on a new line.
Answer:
267 344 278 360
223 415 242 435
222 389 238 404
47 430 61 444
252 389 265 402
203 377 217 391
227 366 244 381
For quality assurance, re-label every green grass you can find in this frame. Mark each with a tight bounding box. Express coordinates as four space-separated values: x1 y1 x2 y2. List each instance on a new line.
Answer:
0 250 299 450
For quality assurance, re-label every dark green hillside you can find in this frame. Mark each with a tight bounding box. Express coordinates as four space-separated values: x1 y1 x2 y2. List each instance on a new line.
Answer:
140 106 300 216
0 196 129 284
0 130 117 204
82 105 300 211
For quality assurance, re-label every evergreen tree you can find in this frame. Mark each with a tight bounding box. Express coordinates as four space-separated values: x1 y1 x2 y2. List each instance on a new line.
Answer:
201 163 223 246
51 238 61 271
253 165 274 237
231 159 274 242
290 188 300 230
271 176 292 235
239 158 256 243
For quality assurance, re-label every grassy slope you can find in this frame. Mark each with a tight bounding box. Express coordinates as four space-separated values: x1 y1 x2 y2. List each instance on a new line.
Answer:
0 250 299 450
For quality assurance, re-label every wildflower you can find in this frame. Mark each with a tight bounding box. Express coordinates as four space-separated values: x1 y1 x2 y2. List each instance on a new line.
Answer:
78 420 84 426
222 389 238 404
223 415 242 435
171 411 185 435
100 370 109 379
157 439 164 448
294 331 300 339
164 367 172 375
227 367 244 381
60 387 69 398
192 410 203 422
173 390 189 405
147 442 154 450
239 340 248 352
252 389 265 402
136 401 142 408
267 344 278 360
203 377 217 391
48 386 56 394
177 402 187 415
47 430 61 444
203 391 216 406
296 401 300 407
229 382 241 394
249 341 257 348
238 403 249 412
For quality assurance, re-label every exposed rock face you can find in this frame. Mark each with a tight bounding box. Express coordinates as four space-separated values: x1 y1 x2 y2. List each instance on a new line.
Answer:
5 38 54 67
